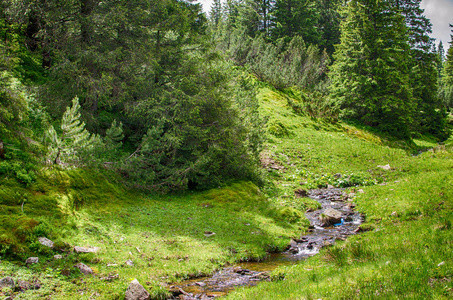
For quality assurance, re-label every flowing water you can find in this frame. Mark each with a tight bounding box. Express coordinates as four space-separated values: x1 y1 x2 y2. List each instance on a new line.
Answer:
167 188 363 299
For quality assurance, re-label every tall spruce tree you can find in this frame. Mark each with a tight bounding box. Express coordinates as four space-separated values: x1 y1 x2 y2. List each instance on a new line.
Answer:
440 25 453 109
316 0 342 55
238 0 275 38
271 0 319 45
329 0 413 139
209 0 223 27
392 0 448 139
437 41 445 79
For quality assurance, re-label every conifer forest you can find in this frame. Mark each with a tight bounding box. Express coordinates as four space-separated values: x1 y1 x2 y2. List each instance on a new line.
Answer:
0 0 452 299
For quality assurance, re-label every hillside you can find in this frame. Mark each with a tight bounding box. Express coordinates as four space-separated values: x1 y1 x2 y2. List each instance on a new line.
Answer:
1 86 452 299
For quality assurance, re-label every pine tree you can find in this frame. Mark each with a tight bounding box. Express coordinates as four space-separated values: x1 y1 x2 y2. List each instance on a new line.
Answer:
392 0 448 139
437 41 445 79
329 0 413 139
440 25 453 108
46 97 98 164
238 0 275 38
209 0 223 27
316 0 342 55
272 0 319 45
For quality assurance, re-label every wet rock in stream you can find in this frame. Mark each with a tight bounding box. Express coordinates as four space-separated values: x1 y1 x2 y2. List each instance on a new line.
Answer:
168 188 364 299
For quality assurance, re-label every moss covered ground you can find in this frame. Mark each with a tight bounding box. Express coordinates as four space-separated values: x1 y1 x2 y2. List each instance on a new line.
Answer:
1 85 452 299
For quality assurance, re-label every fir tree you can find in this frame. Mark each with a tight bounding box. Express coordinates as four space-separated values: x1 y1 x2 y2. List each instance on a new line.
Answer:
272 0 319 45
209 0 223 27
440 25 453 108
392 0 448 139
46 97 98 164
329 0 413 139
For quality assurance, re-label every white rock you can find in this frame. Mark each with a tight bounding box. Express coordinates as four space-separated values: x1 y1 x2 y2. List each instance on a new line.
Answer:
38 237 54 248
54 255 63 260
377 164 392 170
74 246 99 253
125 260 134 266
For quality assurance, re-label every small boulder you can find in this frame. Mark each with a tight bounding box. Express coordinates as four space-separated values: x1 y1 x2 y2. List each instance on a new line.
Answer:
125 260 134 266
17 280 32 291
54 255 63 260
319 208 342 226
38 237 54 248
74 263 93 275
25 257 39 265
125 279 150 300
377 164 392 170
0 277 15 289
74 246 99 253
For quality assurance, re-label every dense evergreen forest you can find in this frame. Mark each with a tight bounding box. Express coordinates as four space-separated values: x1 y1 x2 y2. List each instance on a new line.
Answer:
1 0 452 191
1 0 453 299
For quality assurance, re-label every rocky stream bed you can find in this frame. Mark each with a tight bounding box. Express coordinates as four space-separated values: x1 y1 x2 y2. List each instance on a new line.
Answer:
167 188 364 300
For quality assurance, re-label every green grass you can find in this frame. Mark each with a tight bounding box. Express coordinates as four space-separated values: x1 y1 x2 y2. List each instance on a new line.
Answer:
1 85 452 299
224 86 453 299
0 168 305 299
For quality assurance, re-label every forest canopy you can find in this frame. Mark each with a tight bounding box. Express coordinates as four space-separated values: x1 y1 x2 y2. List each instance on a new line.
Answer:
0 0 452 191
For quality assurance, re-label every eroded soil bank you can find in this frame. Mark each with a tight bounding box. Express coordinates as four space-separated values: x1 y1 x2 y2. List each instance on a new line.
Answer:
168 188 364 299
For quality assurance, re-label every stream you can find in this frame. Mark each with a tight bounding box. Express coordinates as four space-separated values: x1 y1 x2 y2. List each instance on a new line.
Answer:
167 188 364 300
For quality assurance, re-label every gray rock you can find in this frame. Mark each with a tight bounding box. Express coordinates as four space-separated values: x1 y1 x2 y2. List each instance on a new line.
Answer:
125 260 134 266
17 280 32 291
125 279 150 300
320 208 342 226
74 246 100 253
25 257 39 265
54 255 63 260
0 277 14 289
74 263 93 275
38 237 54 248
377 164 392 170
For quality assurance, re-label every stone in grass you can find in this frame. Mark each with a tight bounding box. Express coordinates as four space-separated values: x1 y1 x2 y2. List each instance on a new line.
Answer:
74 246 100 253
319 208 342 226
125 260 134 266
54 255 63 260
25 257 39 265
74 263 93 275
377 164 392 171
17 280 32 291
125 279 150 300
0 277 15 289
38 237 54 248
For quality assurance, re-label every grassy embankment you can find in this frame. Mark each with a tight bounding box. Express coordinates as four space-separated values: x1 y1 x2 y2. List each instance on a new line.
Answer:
1 84 452 299
226 87 453 299
0 164 310 297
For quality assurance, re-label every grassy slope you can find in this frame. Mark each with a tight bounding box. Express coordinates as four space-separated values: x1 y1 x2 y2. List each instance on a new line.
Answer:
1 85 452 300
226 87 453 299
0 168 306 299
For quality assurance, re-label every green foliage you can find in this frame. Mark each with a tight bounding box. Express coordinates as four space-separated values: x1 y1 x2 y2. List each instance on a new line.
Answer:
329 0 413 139
122 59 264 191
45 97 100 165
